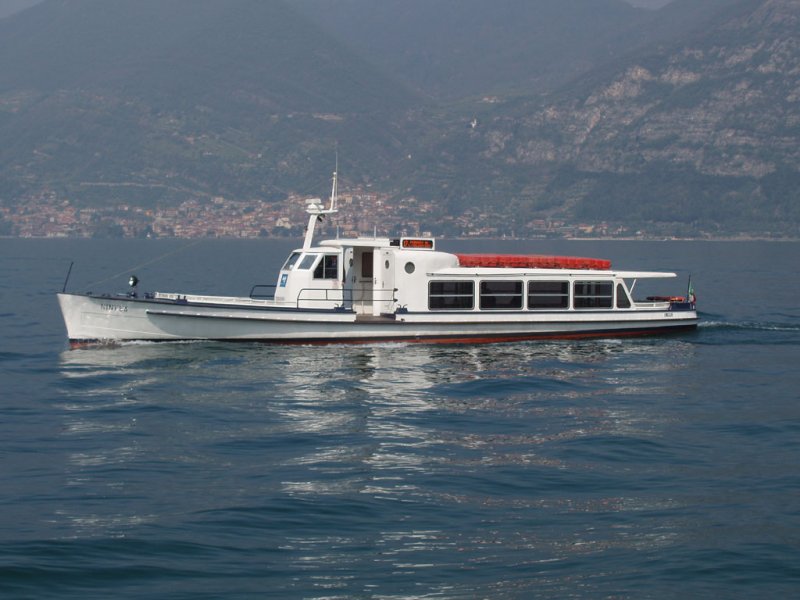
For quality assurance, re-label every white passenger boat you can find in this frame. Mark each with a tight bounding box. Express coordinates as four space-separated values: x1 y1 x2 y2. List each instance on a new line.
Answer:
57 172 698 346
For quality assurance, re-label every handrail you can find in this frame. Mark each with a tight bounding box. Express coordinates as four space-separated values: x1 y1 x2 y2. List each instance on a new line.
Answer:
633 301 671 309
296 287 346 305
247 284 397 309
295 286 396 309
249 284 277 299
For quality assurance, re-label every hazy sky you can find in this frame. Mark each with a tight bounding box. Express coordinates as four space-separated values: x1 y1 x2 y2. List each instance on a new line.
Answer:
0 0 676 20
625 0 674 7
0 0 42 19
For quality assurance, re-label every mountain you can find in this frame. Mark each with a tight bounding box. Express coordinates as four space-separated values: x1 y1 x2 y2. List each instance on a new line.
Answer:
437 0 800 235
0 0 417 111
294 0 652 100
0 0 798 238
0 0 418 205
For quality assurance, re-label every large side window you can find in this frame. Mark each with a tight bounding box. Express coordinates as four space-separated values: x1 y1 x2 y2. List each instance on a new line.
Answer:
429 281 474 310
528 281 569 309
480 281 523 310
314 254 339 279
574 281 613 309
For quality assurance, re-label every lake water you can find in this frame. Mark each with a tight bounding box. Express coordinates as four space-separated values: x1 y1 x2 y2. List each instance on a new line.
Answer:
1 238 799 598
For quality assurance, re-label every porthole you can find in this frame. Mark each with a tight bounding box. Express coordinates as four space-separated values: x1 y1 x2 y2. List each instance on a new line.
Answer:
385 260 390 269
404 262 416 274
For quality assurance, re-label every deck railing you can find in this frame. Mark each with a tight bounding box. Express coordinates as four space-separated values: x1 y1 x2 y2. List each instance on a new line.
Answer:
633 300 671 310
295 287 396 311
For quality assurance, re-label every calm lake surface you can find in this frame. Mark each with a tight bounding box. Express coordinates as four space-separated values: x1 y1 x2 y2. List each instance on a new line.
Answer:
1 238 799 599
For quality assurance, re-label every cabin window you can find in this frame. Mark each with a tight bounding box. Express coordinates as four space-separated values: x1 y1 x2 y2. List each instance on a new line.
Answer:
480 281 523 310
313 254 339 279
574 281 613 309
281 252 301 271
429 281 474 310
298 254 319 270
616 283 632 309
528 281 569 309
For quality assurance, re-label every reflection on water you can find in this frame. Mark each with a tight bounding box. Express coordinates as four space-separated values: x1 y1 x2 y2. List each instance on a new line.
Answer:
2 238 797 596
54 338 698 594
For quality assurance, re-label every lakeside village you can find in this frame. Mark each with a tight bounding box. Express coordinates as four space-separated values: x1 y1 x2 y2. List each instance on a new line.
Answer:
4 189 646 240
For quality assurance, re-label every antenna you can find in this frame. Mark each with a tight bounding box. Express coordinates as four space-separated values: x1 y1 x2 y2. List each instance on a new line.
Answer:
62 261 74 293
329 150 338 212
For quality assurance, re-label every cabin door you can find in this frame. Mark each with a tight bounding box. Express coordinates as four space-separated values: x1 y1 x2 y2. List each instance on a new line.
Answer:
351 249 375 315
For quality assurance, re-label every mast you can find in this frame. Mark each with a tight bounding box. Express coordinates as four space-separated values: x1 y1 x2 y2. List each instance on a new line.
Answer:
330 153 338 213
302 166 339 250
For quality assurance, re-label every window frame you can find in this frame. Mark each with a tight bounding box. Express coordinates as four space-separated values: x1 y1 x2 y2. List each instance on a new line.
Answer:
281 252 302 271
429 280 475 311
313 254 339 280
573 280 614 309
479 280 523 311
616 282 632 309
298 254 319 270
527 280 570 310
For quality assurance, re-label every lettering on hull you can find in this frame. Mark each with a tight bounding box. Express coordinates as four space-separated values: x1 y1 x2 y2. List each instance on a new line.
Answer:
100 304 128 312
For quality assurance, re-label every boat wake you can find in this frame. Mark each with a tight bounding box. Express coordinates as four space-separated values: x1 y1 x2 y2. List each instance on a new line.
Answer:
695 318 800 347
699 320 800 333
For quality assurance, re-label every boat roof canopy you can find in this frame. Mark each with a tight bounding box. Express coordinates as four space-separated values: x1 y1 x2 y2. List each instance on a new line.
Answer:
320 238 392 249
432 268 677 278
320 237 436 250
614 271 677 279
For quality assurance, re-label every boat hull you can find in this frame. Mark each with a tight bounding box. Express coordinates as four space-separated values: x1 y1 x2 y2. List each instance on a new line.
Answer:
58 292 698 346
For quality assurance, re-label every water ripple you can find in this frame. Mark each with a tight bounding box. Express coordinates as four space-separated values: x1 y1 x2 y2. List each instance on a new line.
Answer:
4 239 800 598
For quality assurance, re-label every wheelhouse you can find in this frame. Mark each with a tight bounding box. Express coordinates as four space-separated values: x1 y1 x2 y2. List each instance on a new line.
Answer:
274 248 345 309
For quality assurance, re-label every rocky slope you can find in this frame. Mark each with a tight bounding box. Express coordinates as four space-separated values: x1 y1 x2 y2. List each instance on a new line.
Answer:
457 0 800 234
